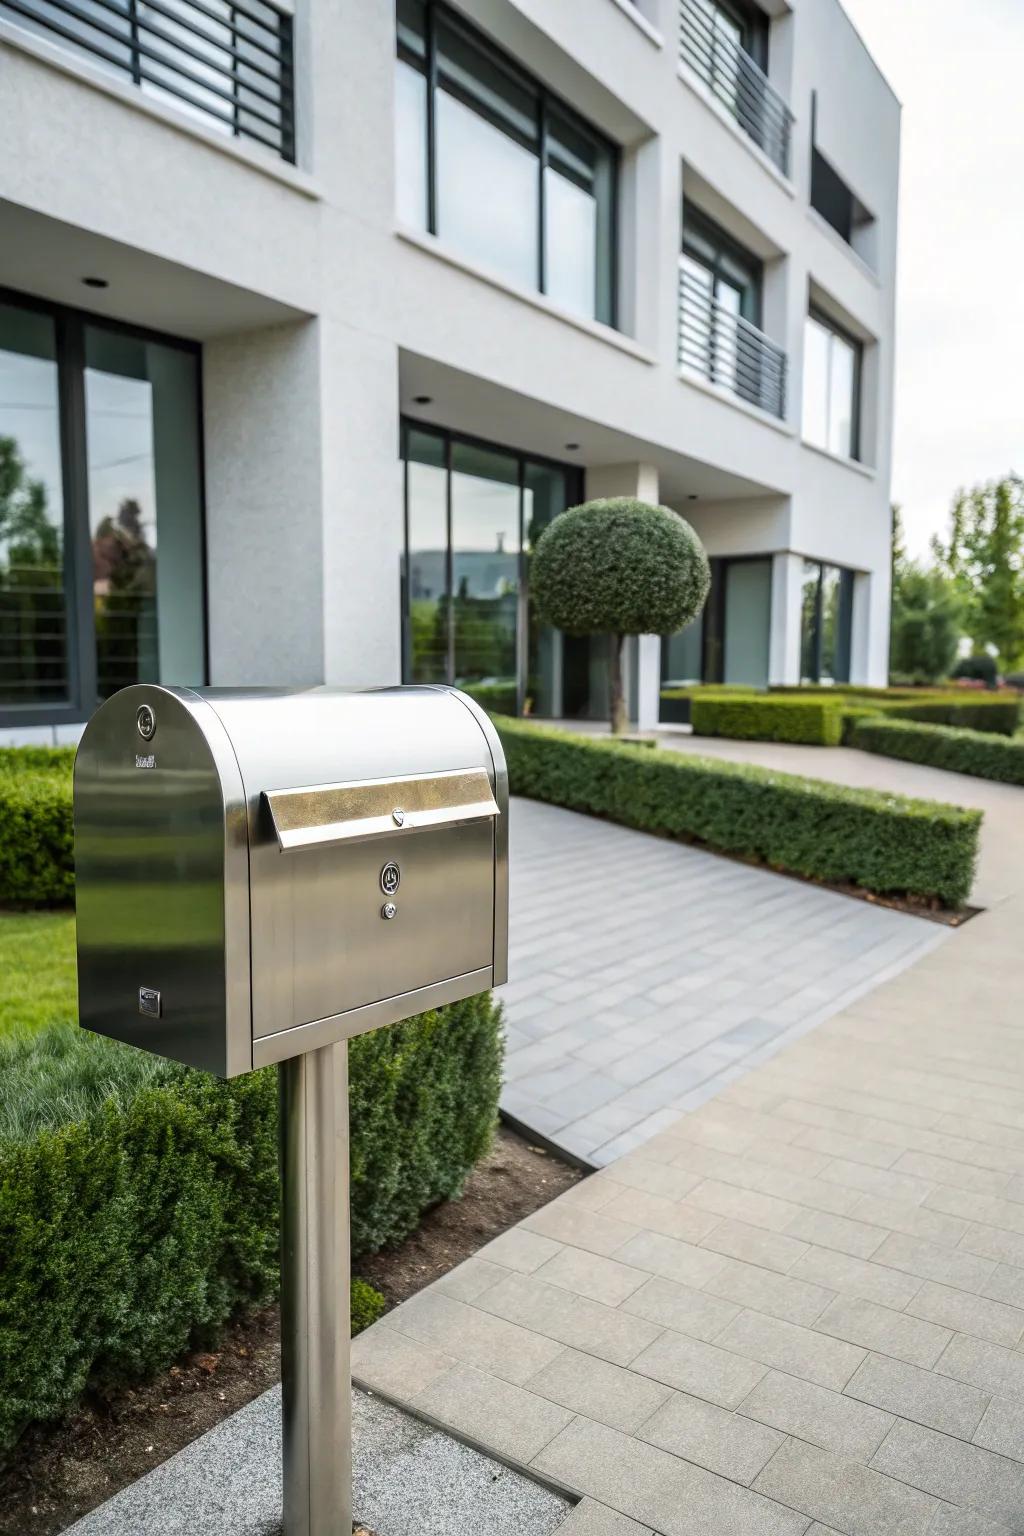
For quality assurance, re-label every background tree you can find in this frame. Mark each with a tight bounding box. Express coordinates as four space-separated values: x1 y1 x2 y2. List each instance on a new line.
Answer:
889 563 960 683
531 497 710 734
933 475 1024 669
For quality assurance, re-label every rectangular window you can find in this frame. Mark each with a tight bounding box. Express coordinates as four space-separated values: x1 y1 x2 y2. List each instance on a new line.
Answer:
800 558 854 683
0 292 205 725
401 421 582 716
802 310 861 461
394 1 618 326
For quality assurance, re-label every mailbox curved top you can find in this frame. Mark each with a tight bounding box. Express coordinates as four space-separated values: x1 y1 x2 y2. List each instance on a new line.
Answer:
74 684 508 1077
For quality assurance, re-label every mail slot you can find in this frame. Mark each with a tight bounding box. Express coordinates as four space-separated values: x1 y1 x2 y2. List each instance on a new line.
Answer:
74 684 508 1078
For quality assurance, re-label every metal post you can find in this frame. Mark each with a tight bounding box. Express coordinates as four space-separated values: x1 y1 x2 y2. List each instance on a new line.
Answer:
279 1041 351 1536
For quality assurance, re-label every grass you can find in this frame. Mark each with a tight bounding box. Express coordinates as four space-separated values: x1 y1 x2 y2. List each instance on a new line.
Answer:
0 909 77 1040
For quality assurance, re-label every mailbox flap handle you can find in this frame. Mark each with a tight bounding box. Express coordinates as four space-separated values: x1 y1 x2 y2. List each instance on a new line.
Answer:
264 767 499 852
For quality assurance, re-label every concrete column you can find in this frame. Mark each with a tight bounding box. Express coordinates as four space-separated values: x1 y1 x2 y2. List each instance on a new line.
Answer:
852 569 889 686
584 463 661 728
203 319 325 687
769 551 804 685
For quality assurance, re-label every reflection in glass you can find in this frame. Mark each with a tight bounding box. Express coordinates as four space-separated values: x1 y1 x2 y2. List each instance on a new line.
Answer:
396 59 429 228
85 327 204 701
820 564 853 683
802 314 830 451
524 463 569 716
405 428 449 683
803 313 859 460
451 442 519 692
436 90 539 290
723 559 771 687
0 303 68 706
800 559 821 683
828 331 856 458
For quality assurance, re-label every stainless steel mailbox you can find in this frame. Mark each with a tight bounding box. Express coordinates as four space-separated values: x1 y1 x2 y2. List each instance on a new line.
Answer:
74 683 509 1078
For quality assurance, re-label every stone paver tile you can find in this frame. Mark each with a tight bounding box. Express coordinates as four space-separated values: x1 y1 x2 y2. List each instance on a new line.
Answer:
622 1275 740 1343
551 1497 653 1536
386 1291 564 1385
524 1203 642 1259
602 1156 704 1202
716 1310 864 1391
699 1219 809 1275
927 1186 1024 1237
412 1362 573 1465
558 1176 623 1214
895 1151 1012 1195
928 1505 1014 1535
629 1329 768 1409
789 1245 924 1309
961 1223 1024 1270
784 1208 888 1260
843 1351 989 1440
819 1158 934 1205
936 1332 1024 1400
533 1246 651 1307
350 1322 455 1402
431 1258 507 1304
704 1256 836 1327
848 1194 968 1247
685 1179 803 1233
905 1280 1024 1349
739 1369 894 1462
973 1397 1024 1462
599 1187 722 1246
475 1271 661 1367
984 1263 1024 1309
525 1347 671 1434
532 1415 810 1536
814 1294 951 1369
794 1127 902 1171
479 1227 564 1274
871 1231 996 1293
752 1437 939 1534
871 1418 1024 1527
613 1231 726 1290
639 1390 785 1485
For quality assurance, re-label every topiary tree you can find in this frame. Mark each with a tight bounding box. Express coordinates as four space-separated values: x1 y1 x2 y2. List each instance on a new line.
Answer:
531 497 711 734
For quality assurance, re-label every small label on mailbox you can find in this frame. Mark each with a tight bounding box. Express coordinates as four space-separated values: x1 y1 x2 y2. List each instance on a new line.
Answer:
138 986 162 1018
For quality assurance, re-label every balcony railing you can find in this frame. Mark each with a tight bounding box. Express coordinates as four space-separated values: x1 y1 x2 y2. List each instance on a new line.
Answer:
0 0 295 161
678 0 793 176
678 262 787 419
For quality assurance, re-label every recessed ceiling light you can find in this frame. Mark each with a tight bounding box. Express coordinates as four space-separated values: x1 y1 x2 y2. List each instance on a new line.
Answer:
82 276 109 289
412 394 432 405
564 442 580 451
687 493 698 501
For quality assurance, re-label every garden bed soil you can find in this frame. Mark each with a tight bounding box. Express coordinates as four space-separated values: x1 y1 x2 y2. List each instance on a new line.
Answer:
0 1125 581 1536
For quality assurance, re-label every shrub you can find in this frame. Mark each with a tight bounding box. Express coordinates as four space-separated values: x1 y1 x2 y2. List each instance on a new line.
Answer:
887 695 1020 735
461 681 517 716
0 991 502 1450
0 762 75 907
952 653 999 688
852 718 1024 786
532 499 710 734
497 717 980 909
691 694 844 747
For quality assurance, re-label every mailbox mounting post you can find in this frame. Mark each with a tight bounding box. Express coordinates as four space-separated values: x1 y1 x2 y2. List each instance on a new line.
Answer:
279 1041 351 1536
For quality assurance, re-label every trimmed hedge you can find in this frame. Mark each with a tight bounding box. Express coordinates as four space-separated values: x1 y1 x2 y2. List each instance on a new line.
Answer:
497 717 980 908
0 992 503 1450
852 718 1024 786
0 759 75 907
886 696 1020 736
462 681 517 716
691 694 843 747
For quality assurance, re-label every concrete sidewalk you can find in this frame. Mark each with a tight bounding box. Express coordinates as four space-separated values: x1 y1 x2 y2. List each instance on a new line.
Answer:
356 751 1024 1535
499 798 945 1166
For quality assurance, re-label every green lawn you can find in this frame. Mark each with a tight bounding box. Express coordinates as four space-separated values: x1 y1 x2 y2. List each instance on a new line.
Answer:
0 910 77 1039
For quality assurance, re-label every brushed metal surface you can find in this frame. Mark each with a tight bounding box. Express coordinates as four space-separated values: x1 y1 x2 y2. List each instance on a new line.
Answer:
74 683 508 1073
265 766 497 851
279 1041 350 1536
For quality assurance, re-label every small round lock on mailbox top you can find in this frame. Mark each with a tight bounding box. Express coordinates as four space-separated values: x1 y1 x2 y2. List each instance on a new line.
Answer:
136 703 156 740
380 862 401 897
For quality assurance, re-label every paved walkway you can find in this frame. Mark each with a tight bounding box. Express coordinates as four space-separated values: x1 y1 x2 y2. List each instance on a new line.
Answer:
356 747 1024 1535
500 798 945 1166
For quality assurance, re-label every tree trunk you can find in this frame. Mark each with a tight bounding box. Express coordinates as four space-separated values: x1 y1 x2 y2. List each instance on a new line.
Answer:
609 633 628 735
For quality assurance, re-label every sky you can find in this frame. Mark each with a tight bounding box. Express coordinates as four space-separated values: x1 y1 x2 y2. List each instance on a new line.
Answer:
840 0 1024 559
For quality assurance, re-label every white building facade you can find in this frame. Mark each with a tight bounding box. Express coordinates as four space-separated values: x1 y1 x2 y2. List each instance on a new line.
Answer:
0 0 900 741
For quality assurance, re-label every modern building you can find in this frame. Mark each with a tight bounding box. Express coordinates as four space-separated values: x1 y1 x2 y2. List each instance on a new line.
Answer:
0 0 900 743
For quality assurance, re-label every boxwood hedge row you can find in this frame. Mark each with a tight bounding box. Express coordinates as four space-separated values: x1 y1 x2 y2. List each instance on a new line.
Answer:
690 693 844 746
0 749 75 908
497 717 980 908
852 718 1024 786
0 992 503 1451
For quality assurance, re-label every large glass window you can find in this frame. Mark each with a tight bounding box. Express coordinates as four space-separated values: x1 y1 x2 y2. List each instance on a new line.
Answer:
0 294 205 725
402 422 580 716
395 0 617 326
801 558 854 683
802 310 862 461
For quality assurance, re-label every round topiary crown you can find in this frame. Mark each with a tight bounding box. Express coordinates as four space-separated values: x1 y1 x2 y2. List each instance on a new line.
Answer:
531 497 711 636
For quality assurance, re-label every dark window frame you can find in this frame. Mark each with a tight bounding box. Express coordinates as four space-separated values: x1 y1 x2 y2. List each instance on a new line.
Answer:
0 285 208 730
399 415 583 715
396 0 619 328
682 202 764 327
807 303 863 462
